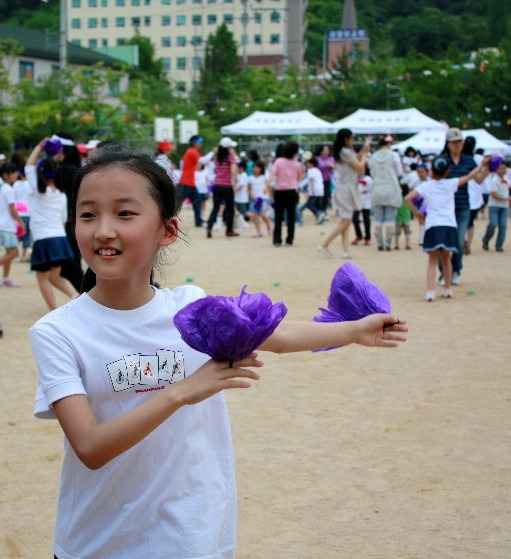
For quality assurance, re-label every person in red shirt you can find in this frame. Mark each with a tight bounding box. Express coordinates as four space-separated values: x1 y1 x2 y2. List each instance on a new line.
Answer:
178 136 214 227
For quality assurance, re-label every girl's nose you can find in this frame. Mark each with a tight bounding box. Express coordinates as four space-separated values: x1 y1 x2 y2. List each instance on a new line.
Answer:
94 219 117 240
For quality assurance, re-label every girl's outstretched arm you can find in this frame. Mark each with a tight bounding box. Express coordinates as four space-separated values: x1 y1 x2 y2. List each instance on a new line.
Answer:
53 354 262 470
259 314 407 354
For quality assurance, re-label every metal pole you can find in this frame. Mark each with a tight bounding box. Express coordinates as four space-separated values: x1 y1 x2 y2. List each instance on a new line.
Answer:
59 0 67 70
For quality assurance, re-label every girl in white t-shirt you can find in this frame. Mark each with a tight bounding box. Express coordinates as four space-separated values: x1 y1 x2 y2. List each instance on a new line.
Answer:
25 139 78 309
30 150 406 559
246 161 272 237
405 156 484 302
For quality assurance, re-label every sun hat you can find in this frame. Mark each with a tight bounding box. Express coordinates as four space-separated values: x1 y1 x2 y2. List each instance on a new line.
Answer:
76 144 88 155
384 135 394 143
189 135 204 145
157 140 174 152
446 128 463 142
219 137 238 148
488 156 503 173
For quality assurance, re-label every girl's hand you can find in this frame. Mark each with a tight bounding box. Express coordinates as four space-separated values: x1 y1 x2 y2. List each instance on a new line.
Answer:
354 314 407 348
174 353 263 406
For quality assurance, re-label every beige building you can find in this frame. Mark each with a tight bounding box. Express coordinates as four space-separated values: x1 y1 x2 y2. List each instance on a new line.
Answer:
67 0 307 92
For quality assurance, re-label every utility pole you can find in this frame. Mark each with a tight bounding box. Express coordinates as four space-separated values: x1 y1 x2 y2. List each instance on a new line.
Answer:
59 0 67 70
241 0 248 70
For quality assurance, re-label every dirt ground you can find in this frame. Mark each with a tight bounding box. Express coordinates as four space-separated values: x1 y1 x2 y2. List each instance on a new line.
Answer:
1 206 510 559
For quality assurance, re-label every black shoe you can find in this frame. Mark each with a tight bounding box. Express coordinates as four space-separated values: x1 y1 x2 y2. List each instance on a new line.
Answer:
482 239 489 251
207 230 212 238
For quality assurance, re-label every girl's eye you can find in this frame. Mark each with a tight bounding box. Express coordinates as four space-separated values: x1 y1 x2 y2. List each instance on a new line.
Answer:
119 210 136 217
79 212 95 219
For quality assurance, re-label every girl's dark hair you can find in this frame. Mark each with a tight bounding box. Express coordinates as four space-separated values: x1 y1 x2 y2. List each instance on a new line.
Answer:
253 160 265 173
307 156 318 167
37 158 60 193
217 145 229 163
0 162 18 177
275 142 286 159
462 136 476 156
73 150 181 292
247 149 259 162
62 144 81 167
282 141 299 159
404 146 417 157
333 128 353 162
431 156 450 177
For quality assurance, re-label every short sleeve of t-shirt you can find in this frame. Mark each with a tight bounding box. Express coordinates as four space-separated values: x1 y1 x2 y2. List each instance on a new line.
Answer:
340 148 355 165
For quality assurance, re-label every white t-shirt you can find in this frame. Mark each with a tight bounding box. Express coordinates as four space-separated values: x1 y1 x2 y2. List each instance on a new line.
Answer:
195 168 209 195
487 173 510 208
358 175 373 210
13 179 31 215
415 178 459 230
31 286 236 559
25 165 68 241
0 181 16 233
235 171 249 203
306 167 324 197
248 174 267 200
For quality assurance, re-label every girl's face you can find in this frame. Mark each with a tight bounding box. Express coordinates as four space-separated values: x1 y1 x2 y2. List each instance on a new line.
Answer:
497 163 507 177
345 135 354 148
321 146 330 157
2 171 18 185
75 166 177 288
253 166 262 176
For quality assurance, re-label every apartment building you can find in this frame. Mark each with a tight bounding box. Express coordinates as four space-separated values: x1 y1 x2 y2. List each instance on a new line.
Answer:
66 0 307 92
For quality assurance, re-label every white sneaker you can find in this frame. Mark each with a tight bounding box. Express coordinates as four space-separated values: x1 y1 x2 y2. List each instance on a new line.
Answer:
442 288 453 299
425 290 436 302
438 276 445 286
452 273 460 286
317 245 333 258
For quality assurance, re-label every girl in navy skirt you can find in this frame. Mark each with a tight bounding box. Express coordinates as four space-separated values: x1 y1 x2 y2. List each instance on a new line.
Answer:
25 139 78 310
405 156 486 302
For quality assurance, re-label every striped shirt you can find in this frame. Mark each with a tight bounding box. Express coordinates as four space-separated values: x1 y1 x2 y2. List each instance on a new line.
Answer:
214 154 236 186
444 153 476 210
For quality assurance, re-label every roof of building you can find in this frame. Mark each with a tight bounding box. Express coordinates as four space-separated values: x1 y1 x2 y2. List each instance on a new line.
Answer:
0 23 124 67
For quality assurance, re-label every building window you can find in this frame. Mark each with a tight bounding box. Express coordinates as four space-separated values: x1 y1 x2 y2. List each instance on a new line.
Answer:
192 56 202 69
191 35 202 46
176 15 186 25
192 14 201 25
161 36 171 47
207 14 217 24
224 14 233 24
116 0 125 5
270 33 280 44
89 38 98 48
71 39 81 45
177 57 186 70
71 0 81 7
101 0 108 6
254 34 261 44
19 61 34 81
177 0 186 3
144 16 150 25
254 12 261 23
177 36 186 46
88 0 97 6
131 0 140 5
108 78 120 95
177 82 186 92
88 17 98 28
132 16 141 27
270 11 280 23
117 38 126 45
101 17 108 27
207 0 216 3
223 0 233 3
162 0 170 4
102 38 108 46
192 0 202 3
144 0 151 4
162 57 171 71
116 17 125 26
241 34 247 45
162 15 171 25
71 18 81 28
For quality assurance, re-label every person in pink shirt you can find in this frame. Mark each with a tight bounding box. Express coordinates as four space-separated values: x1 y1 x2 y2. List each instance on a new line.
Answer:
266 141 304 247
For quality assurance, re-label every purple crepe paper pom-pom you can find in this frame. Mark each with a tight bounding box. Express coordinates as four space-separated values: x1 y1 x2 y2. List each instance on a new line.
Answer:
173 285 288 361
313 262 392 351
43 138 63 157
253 197 263 211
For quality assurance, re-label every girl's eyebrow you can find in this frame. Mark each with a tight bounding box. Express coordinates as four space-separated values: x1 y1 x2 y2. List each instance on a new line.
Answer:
77 197 142 207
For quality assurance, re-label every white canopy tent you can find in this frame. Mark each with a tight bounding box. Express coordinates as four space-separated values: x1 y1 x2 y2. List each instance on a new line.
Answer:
331 108 447 134
394 128 511 155
220 110 335 136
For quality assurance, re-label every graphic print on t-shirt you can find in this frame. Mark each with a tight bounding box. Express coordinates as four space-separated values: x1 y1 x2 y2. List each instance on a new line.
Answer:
107 349 186 392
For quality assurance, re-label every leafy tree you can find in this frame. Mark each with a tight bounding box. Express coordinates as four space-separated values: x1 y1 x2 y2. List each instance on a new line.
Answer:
126 31 165 80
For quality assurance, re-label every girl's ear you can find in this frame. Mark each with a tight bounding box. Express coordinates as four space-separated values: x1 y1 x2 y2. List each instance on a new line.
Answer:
160 217 180 247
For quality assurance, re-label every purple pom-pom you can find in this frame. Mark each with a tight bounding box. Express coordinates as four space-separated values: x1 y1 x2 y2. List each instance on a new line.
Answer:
173 285 288 361
314 263 392 351
43 138 63 157
254 197 263 211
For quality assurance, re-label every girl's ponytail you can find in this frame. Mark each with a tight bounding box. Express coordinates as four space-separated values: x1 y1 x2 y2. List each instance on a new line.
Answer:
81 268 96 293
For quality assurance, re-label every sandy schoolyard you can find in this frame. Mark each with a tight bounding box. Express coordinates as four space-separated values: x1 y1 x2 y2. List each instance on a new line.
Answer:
1 207 510 559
